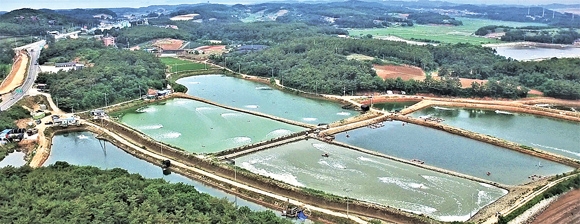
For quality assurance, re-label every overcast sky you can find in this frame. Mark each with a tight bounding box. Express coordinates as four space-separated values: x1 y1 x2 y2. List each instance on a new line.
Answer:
2 0 578 12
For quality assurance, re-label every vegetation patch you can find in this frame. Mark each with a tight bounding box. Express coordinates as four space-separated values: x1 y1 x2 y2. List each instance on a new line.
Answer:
0 163 292 223
160 57 207 73
499 174 580 223
37 39 166 112
349 18 546 44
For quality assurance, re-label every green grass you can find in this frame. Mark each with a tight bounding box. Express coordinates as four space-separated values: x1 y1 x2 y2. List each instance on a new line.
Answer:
160 57 207 72
349 18 547 45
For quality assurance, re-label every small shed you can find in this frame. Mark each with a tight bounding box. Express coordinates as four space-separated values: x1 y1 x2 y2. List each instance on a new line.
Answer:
90 109 106 117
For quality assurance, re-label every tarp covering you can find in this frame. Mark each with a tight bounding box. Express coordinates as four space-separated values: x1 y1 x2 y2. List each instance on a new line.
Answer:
297 211 307 221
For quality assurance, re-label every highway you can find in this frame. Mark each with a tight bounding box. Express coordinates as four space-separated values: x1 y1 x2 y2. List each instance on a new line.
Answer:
0 40 46 111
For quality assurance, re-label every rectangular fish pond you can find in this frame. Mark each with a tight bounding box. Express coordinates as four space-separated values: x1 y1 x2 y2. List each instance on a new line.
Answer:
118 98 307 153
334 120 574 186
234 139 508 222
411 107 580 160
177 75 355 124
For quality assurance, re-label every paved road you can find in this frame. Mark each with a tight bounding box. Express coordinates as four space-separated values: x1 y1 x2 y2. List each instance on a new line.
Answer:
1 40 46 111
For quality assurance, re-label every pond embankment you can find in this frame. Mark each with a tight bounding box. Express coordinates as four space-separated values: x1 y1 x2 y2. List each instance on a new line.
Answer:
62 118 435 224
172 92 317 129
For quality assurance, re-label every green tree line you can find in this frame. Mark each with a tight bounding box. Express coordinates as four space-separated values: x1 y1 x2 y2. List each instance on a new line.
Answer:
0 162 292 224
36 39 166 112
216 37 534 98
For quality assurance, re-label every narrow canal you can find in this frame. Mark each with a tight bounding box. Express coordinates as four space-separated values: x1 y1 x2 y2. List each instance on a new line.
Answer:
44 131 270 211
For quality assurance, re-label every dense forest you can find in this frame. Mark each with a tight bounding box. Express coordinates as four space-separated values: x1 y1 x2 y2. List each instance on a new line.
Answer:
115 22 346 46
0 106 29 130
0 42 16 78
36 39 166 111
149 1 458 29
0 162 292 223
0 105 30 161
215 36 578 99
475 25 580 44
0 8 104 36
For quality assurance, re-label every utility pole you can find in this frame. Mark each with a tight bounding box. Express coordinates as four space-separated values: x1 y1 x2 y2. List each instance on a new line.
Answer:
104 93 108 107
139 85 141 98
343 188 351 217
315 81 317 94
343 86 346 96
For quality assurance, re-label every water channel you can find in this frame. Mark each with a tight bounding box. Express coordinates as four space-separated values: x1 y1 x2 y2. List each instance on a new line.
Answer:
176 75 352 124
44 131 270 211
119 98 306 153
235 139 507 222
493 46 580 61
334 121 574 185
411 107 580 160
0 151 27 168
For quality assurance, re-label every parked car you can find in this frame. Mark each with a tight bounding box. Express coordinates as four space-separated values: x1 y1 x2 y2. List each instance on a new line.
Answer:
35 119 41 124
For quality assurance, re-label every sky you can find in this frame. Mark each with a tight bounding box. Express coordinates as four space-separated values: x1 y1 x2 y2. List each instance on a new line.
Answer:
1 0 579 12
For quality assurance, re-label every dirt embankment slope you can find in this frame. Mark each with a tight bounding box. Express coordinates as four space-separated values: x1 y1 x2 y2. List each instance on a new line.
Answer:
0 50 28 94
531 189 580 224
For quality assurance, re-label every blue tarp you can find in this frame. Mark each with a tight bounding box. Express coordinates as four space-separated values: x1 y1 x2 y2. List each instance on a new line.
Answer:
297 211 307 221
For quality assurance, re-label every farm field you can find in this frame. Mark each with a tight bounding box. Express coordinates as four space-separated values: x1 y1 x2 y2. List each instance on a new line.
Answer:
160 57 207 73
349 18 546 45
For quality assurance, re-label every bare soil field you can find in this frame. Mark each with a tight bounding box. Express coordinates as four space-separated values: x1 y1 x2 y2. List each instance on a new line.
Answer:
169 14 200 21
458 78 487 88
457 78 543 95
153 38 184 51
373 64 425 81
0 50 28 94
195 45 226 53
531 189 580 224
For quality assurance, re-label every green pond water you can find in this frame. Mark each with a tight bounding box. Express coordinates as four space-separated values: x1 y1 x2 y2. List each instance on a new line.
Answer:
176 75 353 124
119 98 306 153
411 107 580 160
235 139 507 222
334 121 574 185
44 131 270 212
372 101 418 112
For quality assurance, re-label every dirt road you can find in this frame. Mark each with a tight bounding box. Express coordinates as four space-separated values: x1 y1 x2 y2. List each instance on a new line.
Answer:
0 51 28 94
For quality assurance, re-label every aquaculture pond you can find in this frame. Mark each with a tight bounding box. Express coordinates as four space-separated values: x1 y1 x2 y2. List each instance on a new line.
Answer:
371 101 419 112
45 131 270 211
334 120 574 185
0 151 26 168
411 107 580 160
177 75 353 124
235 139 507 222
119 98 306 153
